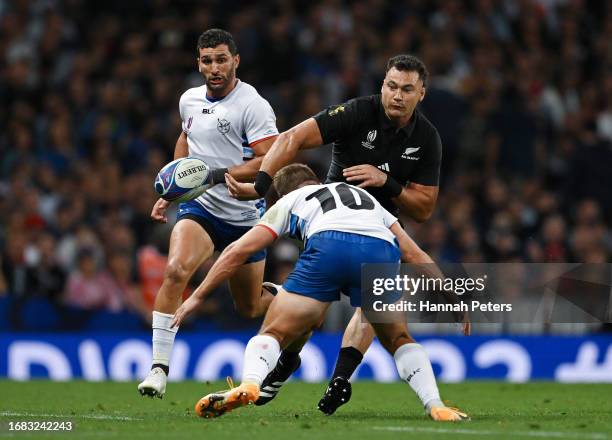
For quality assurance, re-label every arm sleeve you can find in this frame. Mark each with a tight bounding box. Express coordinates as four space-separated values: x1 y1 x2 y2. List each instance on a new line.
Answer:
243 97 279 146
410 129 442 186
256 195 294 237
312 98 361 145
179 91 190 134
381 206 398 228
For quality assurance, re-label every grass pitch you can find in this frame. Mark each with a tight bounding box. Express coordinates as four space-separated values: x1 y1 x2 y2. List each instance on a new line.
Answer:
1 381 611 439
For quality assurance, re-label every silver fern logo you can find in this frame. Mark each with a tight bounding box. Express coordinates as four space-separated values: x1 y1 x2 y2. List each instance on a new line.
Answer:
401 146 421 160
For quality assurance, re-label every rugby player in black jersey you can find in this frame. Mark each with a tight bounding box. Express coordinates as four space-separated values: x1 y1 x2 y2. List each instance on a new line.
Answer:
226 54 469 415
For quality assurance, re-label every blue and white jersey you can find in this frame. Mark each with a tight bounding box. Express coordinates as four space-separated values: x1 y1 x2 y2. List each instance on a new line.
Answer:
257 182 398 244
179 80 278 226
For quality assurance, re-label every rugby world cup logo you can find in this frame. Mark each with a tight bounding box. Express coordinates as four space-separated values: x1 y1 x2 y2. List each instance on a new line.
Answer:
361 129 377 149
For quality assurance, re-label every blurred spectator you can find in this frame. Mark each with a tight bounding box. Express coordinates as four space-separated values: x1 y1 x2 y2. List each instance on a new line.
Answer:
63 248 122 312
106 250 147 319
0 257 6 296
26 232 66 301
2 230 30 298
137 244 168 313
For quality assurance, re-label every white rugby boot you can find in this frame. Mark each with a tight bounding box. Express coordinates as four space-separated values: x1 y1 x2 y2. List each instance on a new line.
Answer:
138 366 167 398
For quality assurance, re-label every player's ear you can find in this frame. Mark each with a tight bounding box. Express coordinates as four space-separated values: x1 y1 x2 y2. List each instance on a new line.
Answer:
234 54 240 69
419 86 426 102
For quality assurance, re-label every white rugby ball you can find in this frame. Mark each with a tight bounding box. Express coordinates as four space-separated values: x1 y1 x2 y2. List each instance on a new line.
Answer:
154 157 210 203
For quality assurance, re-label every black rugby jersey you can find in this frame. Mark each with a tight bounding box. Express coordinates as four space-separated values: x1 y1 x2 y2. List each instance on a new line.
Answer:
313 94 442 214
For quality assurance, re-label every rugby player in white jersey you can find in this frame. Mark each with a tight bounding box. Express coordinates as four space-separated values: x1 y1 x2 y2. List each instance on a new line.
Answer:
138 29 279 398
171 164 468 421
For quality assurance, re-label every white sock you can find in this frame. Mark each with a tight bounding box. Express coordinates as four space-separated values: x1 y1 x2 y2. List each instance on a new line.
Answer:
394 343 443 410
152 311 178 368
242 334 280 385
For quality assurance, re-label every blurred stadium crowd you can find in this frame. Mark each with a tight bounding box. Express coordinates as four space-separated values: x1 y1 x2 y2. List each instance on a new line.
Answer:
0 0 611 332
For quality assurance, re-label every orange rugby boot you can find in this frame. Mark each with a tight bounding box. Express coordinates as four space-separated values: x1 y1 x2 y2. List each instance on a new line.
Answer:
429 406 470 422
195 377 260 419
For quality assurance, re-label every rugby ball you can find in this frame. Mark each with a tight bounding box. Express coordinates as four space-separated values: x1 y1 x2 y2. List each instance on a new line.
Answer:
154 157 210 203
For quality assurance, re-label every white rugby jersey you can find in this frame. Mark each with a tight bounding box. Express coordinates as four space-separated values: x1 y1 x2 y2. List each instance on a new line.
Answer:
179 80 278 226
257 182 398 244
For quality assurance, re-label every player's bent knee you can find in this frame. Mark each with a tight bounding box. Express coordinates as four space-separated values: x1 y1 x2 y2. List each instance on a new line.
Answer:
164 260 192 286
260 324 304 349
260 328 290 348
376 329 414 354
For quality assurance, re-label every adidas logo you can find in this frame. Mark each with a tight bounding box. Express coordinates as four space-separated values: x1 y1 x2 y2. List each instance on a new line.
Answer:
401 146 420 160
377 163 390 172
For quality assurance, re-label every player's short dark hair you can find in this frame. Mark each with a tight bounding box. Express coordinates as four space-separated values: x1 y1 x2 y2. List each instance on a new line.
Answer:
386 54 428 88
197 28 238 55
273 164 320 197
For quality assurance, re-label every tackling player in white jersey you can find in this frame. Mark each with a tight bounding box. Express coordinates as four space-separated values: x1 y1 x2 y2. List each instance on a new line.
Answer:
138 29 279 398
171 164 468 421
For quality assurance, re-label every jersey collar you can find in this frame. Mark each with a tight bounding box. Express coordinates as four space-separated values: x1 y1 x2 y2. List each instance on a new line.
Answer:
378 95 418 138
205 79 241 103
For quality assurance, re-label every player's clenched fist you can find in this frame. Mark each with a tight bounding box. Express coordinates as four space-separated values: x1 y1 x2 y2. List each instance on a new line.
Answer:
343 164 388 188
151 198 171 223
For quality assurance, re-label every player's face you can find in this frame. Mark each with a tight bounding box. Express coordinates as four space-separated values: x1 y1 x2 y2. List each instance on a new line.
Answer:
381 68 425 123
197 44 240 97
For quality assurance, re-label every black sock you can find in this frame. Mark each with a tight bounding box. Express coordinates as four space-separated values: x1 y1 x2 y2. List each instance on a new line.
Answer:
331 347 363 380
152 363 169 376
274 350 300 378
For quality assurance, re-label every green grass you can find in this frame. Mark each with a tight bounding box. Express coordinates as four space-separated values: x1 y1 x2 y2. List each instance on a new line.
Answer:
0 381 611 439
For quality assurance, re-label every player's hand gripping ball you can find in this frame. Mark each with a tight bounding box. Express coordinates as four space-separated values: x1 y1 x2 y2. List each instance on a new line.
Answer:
154 157 211 203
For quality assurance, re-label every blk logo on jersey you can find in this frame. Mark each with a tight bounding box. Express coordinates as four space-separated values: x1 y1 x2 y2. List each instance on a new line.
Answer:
361 129 377 149
401 146 420 160
217 118 231 134
202 108 215 114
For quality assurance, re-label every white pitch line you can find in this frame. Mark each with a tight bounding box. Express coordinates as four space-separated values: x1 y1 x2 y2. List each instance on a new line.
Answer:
373 426 610 440
0 411 142 421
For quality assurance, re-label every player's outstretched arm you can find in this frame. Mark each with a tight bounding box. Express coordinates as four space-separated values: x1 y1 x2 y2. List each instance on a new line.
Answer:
171 225 276 327
390 222 435 265
226 136 277 183
260 118 323 177
226 119 323 200
389 222 470 335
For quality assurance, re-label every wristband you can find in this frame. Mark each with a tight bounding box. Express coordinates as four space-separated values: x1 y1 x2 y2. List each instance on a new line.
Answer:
382 175 403 198
209 167 229 185
254 171 273 197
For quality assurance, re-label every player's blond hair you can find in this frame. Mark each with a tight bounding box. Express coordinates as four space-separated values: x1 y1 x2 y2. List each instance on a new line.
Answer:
273 164 319 197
